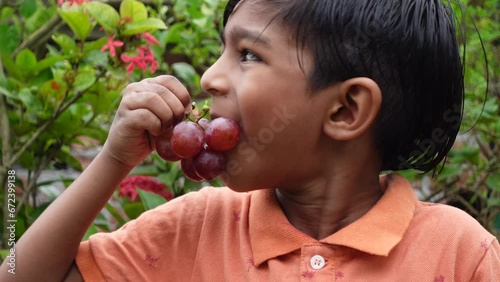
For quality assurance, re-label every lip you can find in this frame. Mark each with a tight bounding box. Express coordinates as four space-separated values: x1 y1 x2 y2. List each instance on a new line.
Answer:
209 112 221 120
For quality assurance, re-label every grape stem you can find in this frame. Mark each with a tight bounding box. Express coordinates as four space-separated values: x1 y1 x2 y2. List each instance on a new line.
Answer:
184 104 210 126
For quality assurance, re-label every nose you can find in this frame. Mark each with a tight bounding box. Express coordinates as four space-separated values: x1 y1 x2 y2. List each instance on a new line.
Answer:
200 57 230 97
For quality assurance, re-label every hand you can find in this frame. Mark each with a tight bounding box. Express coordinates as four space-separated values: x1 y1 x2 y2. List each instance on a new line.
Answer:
102 75 191 167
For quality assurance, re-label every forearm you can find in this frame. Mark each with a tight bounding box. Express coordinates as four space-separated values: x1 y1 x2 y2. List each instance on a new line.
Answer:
0 150 134 281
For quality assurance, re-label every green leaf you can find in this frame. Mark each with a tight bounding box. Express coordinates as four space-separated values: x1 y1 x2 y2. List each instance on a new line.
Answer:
494 213 500 231
82 224 99 241
486 173 500 191
58 10 93 40
130 165 159 176
172 62 199 86
14 216 27 240
0 24 19 55
52 34 78 55
35 55 66 73
122 18 167 36
84 1 120 32
83 37 108 55
488 198 500 208
19 88 43 114
161 22 186 45
137 188 167 210
104 203 127 227
123 202 145 220
73 67 96 93
25 7 56 34
2 55 21 80
82 50 108 67
20 0 37 18
0 86 18 100
15 49 37 74
120 0 148 23
0 249 9 260
93 213 110 231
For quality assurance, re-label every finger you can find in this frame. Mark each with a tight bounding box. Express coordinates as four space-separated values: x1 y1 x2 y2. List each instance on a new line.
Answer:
124 92 176 130
128 83 186 123
123 108 163 137
124 81 188 123
144 75 191 109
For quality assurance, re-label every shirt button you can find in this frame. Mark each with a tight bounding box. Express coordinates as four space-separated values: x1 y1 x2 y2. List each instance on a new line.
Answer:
310 255 326 270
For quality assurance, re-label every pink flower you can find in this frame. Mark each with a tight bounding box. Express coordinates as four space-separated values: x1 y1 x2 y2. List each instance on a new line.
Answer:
120 46 159 74
101 37 124 57
142 32 160 46
118 175 173 201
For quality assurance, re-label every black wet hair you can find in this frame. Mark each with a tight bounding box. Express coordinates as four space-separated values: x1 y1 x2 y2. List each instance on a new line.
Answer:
223 0 465 173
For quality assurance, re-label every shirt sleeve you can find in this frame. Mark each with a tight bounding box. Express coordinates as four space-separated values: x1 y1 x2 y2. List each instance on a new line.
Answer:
75 187 212 282
470 238 500 281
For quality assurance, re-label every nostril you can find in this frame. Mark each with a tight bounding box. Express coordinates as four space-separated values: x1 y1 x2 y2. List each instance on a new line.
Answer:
205 88 221 97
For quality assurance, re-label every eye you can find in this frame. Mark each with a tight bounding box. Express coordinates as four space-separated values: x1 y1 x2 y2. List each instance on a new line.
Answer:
241 50 261 62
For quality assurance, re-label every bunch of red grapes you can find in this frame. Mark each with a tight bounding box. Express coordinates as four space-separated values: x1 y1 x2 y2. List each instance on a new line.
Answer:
156 112 240 182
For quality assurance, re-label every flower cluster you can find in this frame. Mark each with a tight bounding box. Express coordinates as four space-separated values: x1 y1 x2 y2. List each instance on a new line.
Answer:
119 175 173 201
100 32 160 74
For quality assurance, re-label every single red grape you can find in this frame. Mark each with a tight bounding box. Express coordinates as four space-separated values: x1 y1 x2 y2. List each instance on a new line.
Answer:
205 118 240 152
171 121 205 158
156 131 181 162
193 149 226 181
181 158 204 182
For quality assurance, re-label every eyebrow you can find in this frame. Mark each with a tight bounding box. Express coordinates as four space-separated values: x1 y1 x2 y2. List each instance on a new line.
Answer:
220 26 272 49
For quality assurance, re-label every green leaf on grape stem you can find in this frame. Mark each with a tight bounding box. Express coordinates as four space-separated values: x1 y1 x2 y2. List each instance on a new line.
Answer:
84 1 120 32
58 9 93 40
137 188 167 211
120 0 148 23
122 18 167 36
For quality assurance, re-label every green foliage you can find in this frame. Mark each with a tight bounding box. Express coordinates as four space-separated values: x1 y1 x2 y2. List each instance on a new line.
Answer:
0 0 188 248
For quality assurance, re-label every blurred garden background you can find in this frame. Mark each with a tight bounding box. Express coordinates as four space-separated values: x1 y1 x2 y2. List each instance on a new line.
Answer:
0 0 498 259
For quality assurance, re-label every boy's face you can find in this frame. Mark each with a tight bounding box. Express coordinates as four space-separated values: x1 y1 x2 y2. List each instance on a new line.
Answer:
201 1 334 192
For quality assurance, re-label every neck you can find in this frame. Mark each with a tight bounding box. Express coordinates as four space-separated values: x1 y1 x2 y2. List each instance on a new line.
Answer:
275 145 383 240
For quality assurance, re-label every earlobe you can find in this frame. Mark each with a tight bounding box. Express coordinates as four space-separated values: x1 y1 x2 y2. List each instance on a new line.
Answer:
323 78 382 141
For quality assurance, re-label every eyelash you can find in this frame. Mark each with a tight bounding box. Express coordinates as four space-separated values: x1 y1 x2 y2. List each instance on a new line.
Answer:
240 49 261 62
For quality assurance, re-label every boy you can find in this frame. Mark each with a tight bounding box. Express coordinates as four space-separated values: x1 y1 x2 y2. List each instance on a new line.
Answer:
1 0 498 281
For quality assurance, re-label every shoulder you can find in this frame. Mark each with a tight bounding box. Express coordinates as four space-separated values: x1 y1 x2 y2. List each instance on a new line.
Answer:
411 201 493 241
405 202 496 268
137 186 251 226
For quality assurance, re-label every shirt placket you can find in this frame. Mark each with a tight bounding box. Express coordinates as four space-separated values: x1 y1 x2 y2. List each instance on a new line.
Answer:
300 243 336 281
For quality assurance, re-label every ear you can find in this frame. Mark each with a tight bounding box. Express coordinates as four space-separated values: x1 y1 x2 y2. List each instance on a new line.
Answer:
323 78 382 141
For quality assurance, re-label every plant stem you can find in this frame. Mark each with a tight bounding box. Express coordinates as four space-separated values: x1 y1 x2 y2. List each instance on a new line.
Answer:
14 156 49 217
13 14 63 57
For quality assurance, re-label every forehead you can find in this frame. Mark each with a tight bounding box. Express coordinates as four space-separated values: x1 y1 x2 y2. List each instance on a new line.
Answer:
224 1 288 42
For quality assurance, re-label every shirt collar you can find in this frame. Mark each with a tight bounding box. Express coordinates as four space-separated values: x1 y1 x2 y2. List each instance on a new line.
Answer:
248 174 418 266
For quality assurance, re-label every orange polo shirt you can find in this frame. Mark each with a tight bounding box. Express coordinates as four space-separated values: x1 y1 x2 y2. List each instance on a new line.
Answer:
76 174 499 281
